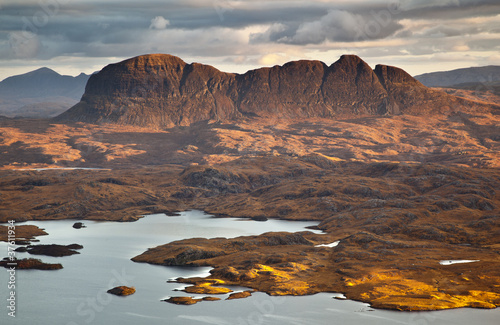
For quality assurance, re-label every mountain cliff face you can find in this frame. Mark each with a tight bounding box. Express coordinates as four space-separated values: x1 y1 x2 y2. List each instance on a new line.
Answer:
57 54 476 127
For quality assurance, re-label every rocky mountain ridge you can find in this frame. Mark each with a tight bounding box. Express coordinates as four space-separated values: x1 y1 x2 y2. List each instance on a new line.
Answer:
58 54 480 127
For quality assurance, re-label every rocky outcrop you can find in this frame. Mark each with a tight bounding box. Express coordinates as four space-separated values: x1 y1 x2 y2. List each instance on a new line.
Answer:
57 54 471 128
227 291 253 300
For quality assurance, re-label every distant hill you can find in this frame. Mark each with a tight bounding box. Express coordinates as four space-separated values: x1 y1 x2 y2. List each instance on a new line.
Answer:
0 68 90 118
57 53 484 128
414 66 500 87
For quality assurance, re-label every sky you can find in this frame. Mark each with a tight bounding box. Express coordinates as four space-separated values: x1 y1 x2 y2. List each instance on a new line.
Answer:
0 0 499 80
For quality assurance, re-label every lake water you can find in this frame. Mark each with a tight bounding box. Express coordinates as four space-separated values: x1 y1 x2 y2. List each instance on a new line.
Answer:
1 211 499 325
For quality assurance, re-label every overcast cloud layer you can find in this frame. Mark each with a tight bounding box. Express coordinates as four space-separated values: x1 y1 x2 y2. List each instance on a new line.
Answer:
0 0 499 79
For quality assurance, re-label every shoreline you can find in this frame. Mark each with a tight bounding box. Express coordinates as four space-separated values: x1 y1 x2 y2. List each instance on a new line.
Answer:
3 209 500 312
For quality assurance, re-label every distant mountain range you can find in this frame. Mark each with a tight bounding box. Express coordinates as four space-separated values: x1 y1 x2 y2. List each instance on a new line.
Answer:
0 68 90 118
414 65 500 88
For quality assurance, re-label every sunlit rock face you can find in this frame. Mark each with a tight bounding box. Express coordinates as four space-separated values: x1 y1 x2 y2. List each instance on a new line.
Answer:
57 54 464 128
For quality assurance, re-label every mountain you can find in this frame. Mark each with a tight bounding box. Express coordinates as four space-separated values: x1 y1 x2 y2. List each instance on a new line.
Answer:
0 68 90 118
0 67 90 99
414 65 500 87
58 54 482 128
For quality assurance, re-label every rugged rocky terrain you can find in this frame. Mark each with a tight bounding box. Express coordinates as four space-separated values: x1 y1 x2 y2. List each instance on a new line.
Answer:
1 54 499 311
57 54 495 128
1 112 499 170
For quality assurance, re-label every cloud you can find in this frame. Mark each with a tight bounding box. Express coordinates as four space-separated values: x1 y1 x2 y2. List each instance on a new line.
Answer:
8 31 41 59
468 38 500 50
149 16 170 30
398 0 500 20
286 10 367 44
252 9 403 45
0 0 499 79
249 23 289 43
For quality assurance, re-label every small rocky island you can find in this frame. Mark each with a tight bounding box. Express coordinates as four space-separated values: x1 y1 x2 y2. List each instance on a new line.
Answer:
227 291 254 300
18 244 83 257
0 258 62 270
107 286 136 296
164 296 221 305
72 222 86 229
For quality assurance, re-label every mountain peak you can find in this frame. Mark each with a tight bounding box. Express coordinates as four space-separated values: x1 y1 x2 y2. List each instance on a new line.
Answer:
332 54 370 69
329 54 375 79
1 67 58 83
0 67 91 117
32 67 59 75
337 54 365 63
120 54 187 70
